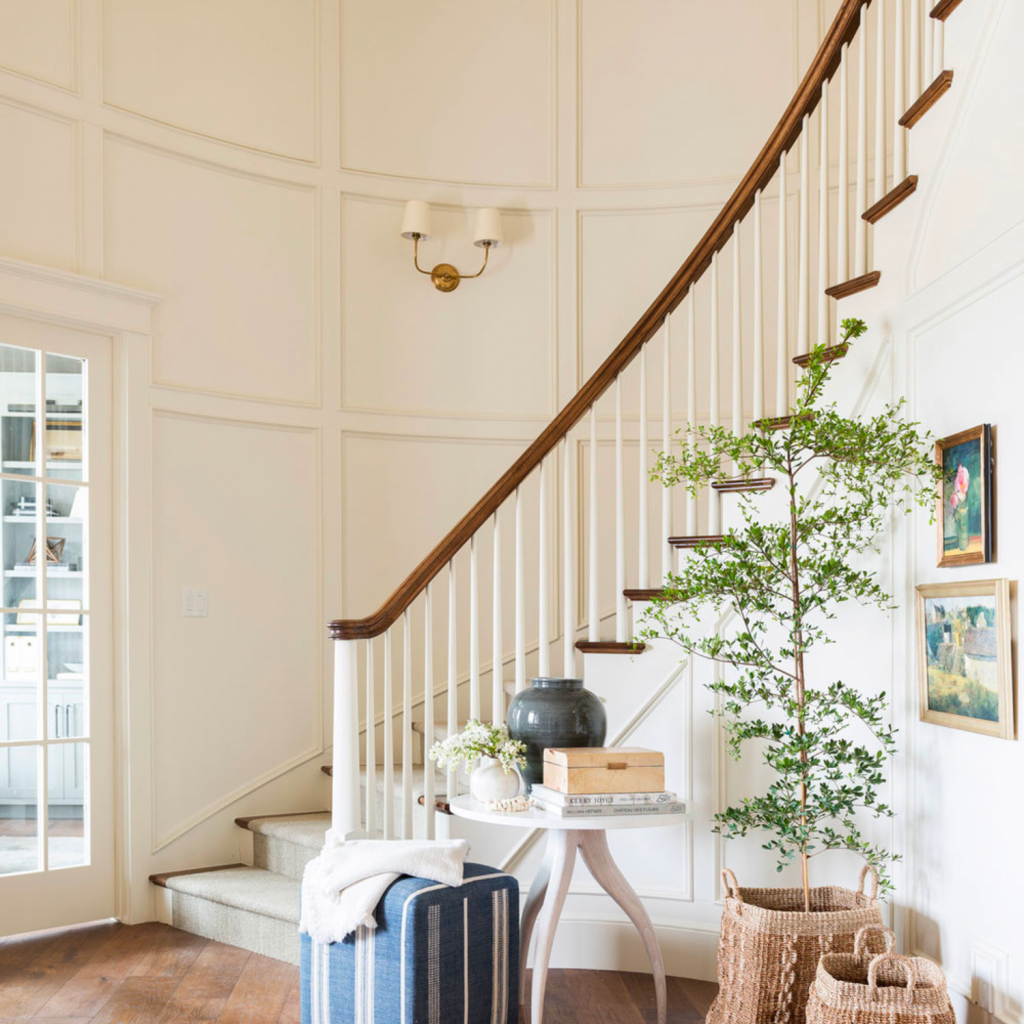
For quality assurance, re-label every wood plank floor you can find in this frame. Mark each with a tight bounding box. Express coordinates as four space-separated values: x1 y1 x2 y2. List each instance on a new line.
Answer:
0 921 718 1022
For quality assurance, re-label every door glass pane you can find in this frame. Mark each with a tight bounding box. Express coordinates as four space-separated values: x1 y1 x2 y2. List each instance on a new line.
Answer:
2 613 41 740
3 479 41 607
49 741 86 869
0 743 39 876
46 482 85 612
44 353 85 483
0 344 40 477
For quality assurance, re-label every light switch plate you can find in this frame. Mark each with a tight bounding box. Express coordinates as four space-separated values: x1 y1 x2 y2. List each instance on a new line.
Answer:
182 589 208 617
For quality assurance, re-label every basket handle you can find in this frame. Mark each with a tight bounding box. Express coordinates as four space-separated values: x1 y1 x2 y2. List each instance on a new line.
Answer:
857 864 880 900
868 954 918 998
854 924 896 957
721 868 743 902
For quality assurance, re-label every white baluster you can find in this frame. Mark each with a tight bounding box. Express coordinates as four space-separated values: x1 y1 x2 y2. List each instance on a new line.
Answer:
685 292 697 535
752 191 764 424
817 79 830 349
423 585 434 839
446 560 458 798
934 5 944 77
776 153 789 414
894 0 906 182
538 458 551 674
910 0 921 103
838 45 850 284
874 0 887 203
492 511 503 725
562 437 576 676
731 222 743 471
402 609 413 840
924 0 935 83
364 638 376 837
469 534 480 721
638 346 649 589
515 487 526 692
382 628 394 839
661 315 673 581
615 376 626 641
331 638 361 838
588 407 599 641
708 252 721 535
797 118 810 357
855 8 869 277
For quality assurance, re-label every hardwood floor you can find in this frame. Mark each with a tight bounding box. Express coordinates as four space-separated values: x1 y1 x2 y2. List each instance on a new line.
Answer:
0 921 718 1022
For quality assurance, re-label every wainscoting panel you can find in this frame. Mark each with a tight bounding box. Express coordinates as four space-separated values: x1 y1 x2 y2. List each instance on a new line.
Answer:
150 411 321 849
102 0 317 160
103 137 319 406
0 0 75 90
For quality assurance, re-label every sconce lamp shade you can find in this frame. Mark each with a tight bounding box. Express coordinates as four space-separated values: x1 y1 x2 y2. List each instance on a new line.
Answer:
473 207 504 248
401 200 432 240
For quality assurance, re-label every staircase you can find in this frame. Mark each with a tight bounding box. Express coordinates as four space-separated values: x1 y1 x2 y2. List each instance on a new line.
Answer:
152 0 971 965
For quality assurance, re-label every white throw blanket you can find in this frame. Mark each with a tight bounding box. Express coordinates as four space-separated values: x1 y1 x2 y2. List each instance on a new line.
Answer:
300 829 469 944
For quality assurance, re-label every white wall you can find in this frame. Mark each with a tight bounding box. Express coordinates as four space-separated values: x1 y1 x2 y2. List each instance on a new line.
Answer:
0 0 833 930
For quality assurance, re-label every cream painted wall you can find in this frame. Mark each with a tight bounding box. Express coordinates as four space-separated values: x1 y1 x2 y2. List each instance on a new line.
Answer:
0 0 835 924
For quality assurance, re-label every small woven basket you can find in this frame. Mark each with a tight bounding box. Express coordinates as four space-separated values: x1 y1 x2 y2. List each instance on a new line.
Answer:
807 925 955 1024
706 867 884 1024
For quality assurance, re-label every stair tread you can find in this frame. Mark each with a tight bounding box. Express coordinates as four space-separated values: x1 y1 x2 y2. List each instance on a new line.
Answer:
900 70 954 129
863 175 919 224
711 477 775 492
237 811 331 851
793 344 849 368
930 0 963 20
575 641 647 654
824 271 881 300
155 865 300 925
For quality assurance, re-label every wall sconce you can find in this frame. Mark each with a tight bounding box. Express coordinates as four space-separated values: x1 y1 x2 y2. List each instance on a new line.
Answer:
401 200 503 293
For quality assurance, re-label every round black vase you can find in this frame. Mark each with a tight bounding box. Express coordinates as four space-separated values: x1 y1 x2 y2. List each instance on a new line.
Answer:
506 678 606 790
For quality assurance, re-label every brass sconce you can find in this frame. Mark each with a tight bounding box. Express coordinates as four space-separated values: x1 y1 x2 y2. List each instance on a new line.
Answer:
401 201 504 293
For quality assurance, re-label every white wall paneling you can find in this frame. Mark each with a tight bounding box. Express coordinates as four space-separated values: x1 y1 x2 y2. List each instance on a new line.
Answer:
102 0 317 161
150 411 322 849
339 0 555 186
0 0 76 91
103 136 319 406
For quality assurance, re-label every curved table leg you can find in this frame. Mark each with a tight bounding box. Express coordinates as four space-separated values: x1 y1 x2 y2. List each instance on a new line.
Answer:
579 830 667 1024
519 836 556 1010
529 830 580 1024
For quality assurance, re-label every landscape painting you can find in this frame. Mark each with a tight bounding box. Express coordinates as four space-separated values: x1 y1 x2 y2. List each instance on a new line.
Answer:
917 580 1013 739
936 424 992 567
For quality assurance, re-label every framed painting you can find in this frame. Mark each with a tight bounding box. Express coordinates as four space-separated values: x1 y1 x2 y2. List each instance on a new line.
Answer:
935 425 992 567
916 579 1014 739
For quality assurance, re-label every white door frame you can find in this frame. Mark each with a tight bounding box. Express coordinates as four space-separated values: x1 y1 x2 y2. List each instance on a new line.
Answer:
0 255 159 928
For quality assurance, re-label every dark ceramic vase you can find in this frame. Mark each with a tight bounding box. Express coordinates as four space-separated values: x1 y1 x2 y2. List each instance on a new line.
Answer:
506 678 606 790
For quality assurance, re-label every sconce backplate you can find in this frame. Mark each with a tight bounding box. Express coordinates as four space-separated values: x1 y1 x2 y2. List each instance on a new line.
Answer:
430 263 461 292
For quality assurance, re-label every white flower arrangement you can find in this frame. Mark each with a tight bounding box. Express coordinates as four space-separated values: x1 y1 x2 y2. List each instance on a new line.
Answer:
428 719 526 775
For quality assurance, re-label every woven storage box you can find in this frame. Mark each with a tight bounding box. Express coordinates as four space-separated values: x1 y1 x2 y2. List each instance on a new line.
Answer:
807 926 955 1024
706 867 883 1024
301 862 519 1024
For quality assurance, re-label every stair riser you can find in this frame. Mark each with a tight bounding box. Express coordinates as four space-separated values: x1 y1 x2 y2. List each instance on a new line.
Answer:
170 891 299 965
253 832 320 881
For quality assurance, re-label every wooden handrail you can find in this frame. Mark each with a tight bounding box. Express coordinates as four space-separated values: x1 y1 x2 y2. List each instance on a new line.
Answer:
329 0 869 641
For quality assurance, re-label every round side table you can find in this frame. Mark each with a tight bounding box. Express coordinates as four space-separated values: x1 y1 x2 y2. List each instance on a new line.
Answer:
449 795 693 1024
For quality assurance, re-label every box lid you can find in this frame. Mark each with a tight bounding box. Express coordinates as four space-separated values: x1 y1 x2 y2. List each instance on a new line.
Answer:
542 747 664 769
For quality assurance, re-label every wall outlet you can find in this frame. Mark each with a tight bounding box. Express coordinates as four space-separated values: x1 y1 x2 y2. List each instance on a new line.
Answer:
181 589 208 617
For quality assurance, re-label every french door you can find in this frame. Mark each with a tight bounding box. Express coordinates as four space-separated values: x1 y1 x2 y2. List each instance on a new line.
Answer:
0 315 113 935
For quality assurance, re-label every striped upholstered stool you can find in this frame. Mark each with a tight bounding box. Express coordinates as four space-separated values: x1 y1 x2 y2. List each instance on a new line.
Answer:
301 862 519 1024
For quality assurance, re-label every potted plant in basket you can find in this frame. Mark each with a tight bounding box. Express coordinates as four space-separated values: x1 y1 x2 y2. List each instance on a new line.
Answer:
640 319 942 1024
429 720 527 804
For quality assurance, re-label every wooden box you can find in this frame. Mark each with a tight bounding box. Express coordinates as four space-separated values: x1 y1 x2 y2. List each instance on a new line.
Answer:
542 747 665 795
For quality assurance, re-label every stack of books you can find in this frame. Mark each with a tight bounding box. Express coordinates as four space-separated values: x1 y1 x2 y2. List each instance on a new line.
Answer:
531 784 685 818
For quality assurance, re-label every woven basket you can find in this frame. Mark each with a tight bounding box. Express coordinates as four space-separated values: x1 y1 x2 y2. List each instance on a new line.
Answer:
706 867 884 1024
807 926 955 1024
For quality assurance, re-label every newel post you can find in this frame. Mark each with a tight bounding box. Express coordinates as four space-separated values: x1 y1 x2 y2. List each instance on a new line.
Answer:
331 637 362 838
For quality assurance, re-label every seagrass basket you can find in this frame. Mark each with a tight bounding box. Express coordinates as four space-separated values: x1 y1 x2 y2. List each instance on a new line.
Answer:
807 926 955 1024
706 867 884 1024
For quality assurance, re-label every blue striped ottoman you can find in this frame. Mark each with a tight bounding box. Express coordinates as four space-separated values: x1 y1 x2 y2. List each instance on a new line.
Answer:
301 862 519 1024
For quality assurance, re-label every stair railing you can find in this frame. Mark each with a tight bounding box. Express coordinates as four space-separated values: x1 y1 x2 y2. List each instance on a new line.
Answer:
329 0 954 840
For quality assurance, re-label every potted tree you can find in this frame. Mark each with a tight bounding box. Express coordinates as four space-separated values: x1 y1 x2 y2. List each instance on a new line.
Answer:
640 320 941 1024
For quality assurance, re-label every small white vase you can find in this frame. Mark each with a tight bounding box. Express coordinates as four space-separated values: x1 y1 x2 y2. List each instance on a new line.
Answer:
470 756 521 803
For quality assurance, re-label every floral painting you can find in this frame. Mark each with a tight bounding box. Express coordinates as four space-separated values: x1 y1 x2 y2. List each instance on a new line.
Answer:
917 580 1013 739
935 425 992 567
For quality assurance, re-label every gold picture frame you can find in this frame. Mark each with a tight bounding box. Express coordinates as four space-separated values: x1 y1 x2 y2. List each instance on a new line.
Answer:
916 579 1014 739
